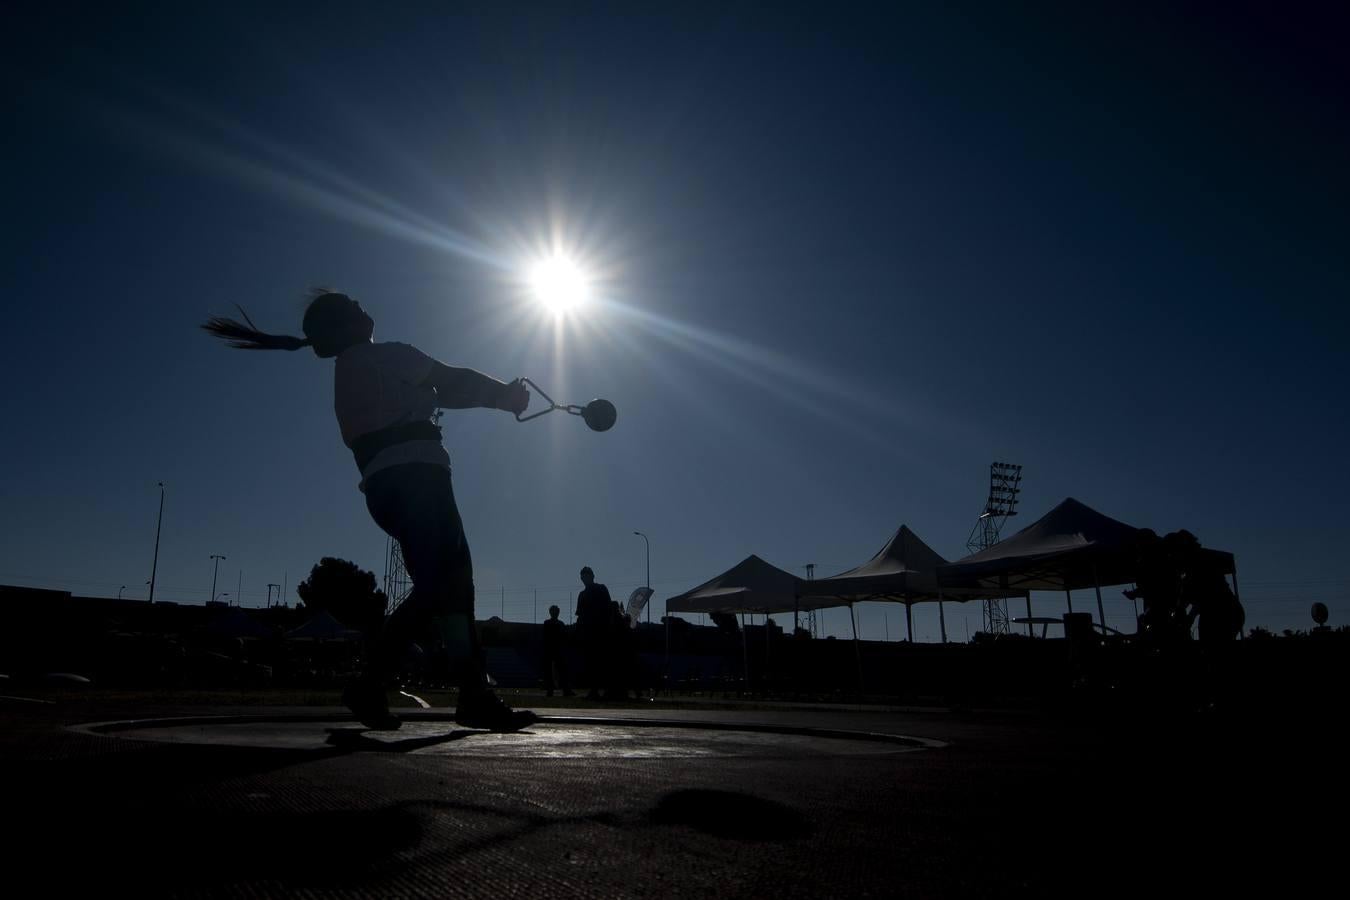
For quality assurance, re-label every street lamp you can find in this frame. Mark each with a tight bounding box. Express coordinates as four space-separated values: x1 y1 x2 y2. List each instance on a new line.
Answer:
209 554 227 607
267 583 281 608
148 482 165 604
637 529 667 687
633 531 650 623
118 585 127 600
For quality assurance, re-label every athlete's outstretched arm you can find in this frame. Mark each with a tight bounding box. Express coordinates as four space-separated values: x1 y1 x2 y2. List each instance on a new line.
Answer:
422 362 529 414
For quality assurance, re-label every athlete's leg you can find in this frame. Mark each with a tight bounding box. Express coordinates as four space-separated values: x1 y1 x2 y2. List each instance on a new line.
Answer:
342 464 460 728
364 464 481 686
363 464 535 731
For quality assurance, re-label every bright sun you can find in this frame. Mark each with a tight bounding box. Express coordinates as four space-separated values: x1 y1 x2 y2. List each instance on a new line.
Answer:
528 255 590 315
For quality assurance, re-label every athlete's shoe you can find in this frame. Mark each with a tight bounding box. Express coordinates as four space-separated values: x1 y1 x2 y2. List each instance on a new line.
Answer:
454 688 539 732
342 680 402 731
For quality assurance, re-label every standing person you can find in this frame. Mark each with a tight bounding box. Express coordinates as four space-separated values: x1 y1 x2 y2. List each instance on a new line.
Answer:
203 291 537 731
608 599 637 701
1182 546 1245 644
541 604 573 697
575 566 613 700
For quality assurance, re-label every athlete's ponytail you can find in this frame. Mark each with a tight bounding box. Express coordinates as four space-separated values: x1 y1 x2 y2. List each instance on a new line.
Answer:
202 304 311 352
203 291 368 358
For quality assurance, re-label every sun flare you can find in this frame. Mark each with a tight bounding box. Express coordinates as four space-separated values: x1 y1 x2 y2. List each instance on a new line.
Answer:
528 255 590 315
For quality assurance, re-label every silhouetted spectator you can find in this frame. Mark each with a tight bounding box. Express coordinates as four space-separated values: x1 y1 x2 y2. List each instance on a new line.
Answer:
1172 531 1245 708
1181 541 1245 643
608 600 636 700
541 604 572 697
575 566 614 700
1127 529 1190 645
1193 564 1242 639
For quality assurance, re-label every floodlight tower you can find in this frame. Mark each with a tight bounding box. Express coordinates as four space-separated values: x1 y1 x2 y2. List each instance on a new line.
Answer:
801 563 818 637
383 537 412 615
379 415 434 616
965 462 1023 635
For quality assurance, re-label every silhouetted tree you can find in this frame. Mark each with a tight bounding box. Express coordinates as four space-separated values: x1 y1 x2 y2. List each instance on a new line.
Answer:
295 557 387 635
709 611 740 634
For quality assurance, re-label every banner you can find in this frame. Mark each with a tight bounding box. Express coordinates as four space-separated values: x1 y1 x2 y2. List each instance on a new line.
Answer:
625 587 654 626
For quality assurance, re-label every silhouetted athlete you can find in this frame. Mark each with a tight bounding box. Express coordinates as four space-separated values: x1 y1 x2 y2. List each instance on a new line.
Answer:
203 291 536 731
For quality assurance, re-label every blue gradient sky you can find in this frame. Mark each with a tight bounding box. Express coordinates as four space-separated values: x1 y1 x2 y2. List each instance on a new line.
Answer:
4 2 1347 638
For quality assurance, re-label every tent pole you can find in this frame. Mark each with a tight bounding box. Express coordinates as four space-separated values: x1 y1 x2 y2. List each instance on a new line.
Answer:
938 593 947 644
1093 567 1107 636
1025 594 1033 637
849 602 863 694
905 601 913 642
740 613 749 690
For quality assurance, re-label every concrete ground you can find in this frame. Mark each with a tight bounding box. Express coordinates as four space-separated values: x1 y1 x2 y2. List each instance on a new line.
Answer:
0 690 1334 898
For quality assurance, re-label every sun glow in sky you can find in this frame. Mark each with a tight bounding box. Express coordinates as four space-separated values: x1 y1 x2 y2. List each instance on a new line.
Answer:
2 3 1345 641
527 254 590 316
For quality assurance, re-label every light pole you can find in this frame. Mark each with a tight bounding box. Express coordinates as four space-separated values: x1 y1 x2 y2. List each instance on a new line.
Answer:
267 583 280 608
633 531 650 623
637 530 665 690
148 482 165 604
209 554 226 607
118 585 127 600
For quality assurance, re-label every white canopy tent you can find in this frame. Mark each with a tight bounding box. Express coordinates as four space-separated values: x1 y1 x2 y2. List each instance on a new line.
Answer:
286 610 363 641
201 607 275 640
666 555 808 685
666 554 808 615
938 497 1239 634
797 525 1018 642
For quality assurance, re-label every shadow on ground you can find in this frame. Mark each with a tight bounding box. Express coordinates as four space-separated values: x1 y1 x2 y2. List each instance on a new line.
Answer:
648 789 811 840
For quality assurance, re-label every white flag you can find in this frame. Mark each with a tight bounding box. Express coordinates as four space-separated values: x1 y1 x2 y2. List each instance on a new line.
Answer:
625 587 654 626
